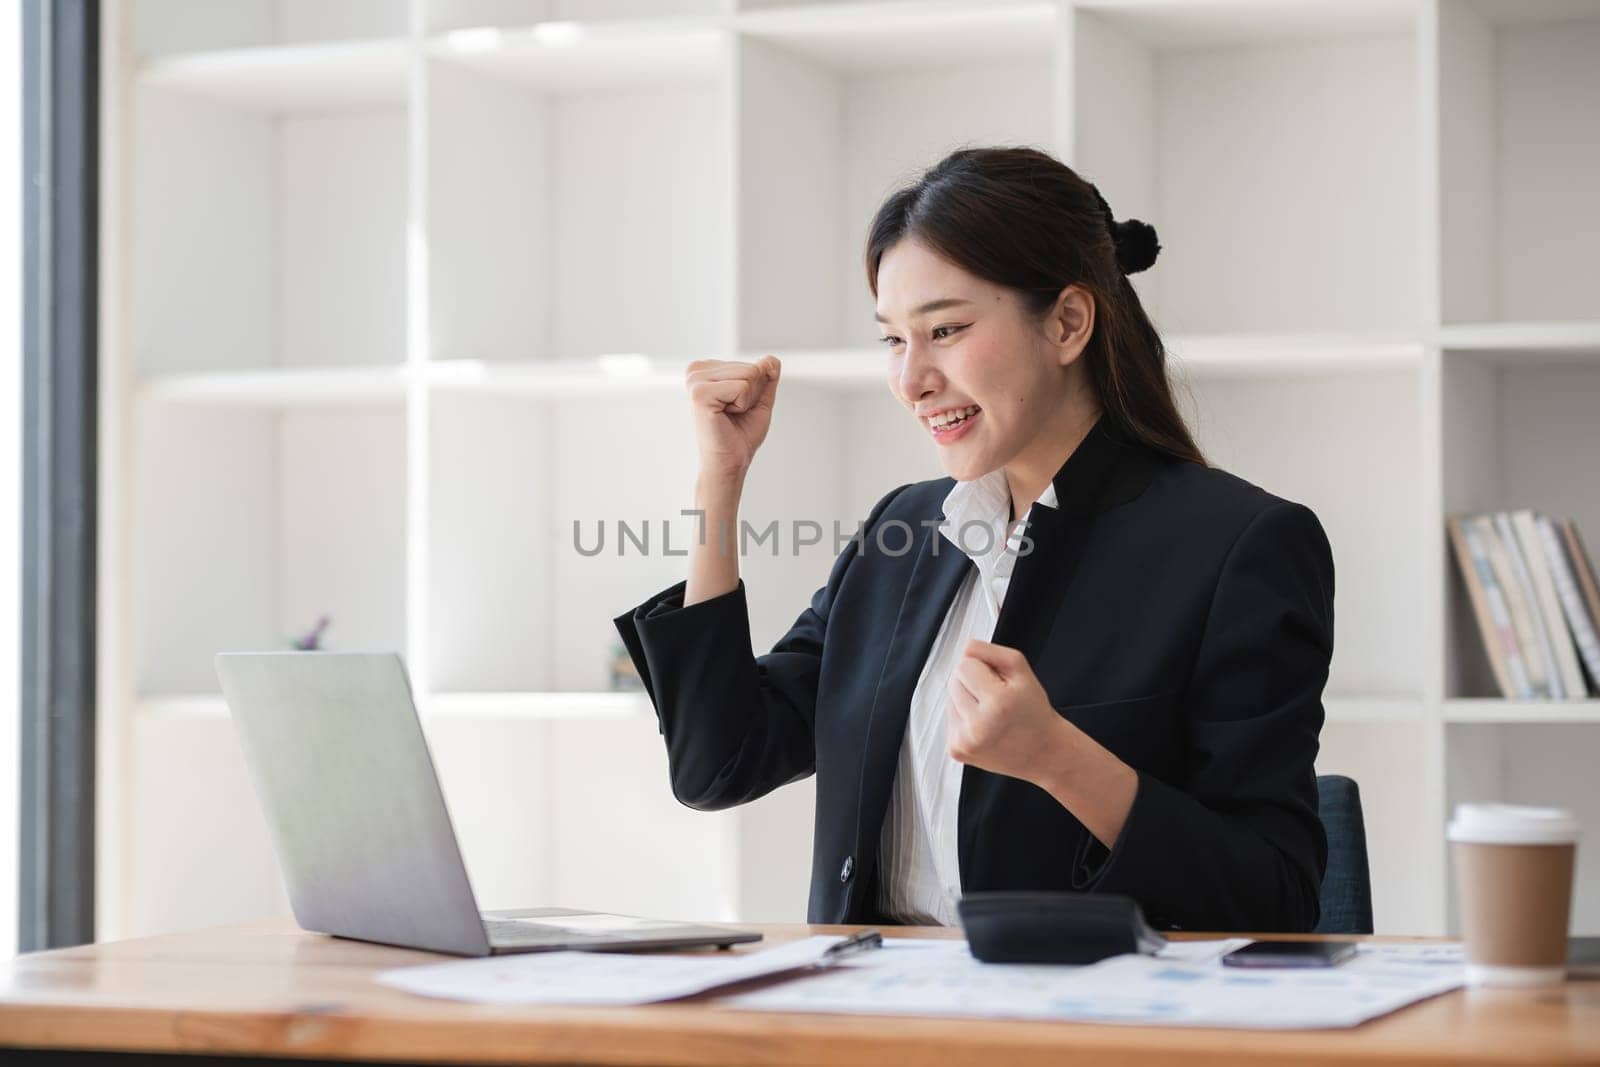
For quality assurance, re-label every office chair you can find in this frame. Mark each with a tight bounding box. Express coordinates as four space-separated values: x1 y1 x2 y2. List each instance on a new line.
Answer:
1314 774 1374 934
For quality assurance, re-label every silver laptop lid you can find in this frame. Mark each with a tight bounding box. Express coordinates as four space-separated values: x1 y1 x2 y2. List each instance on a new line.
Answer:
215 651 492 956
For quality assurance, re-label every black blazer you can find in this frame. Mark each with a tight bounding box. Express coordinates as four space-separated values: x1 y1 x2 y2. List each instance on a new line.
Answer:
614 413 1335 932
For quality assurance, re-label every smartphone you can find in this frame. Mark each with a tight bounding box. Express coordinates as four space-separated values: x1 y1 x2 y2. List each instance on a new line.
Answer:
1221 940 1357 968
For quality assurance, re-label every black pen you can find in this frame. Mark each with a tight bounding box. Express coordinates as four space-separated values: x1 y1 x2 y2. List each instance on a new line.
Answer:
820 928 884 966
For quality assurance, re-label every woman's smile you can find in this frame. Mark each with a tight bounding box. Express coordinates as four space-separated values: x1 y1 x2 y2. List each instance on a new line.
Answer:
924 404 982 444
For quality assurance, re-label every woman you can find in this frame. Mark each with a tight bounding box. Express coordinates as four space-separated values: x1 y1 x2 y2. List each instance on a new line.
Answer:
614 146 1334 933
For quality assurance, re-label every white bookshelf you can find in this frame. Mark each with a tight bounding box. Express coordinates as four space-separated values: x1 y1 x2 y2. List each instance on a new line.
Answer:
98 0 1600 943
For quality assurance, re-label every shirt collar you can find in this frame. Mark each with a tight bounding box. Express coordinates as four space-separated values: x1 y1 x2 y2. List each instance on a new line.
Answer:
939 470 1059 571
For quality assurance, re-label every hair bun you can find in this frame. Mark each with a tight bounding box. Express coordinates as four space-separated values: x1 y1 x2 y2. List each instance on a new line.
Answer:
1113 218 1161 274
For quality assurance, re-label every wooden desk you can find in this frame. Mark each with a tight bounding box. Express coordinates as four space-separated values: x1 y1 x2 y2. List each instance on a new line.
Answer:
1 917 1596 1066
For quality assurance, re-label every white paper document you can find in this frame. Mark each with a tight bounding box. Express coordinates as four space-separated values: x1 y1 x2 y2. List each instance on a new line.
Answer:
375 935 848 1006
377 934 1467 1028
1353 941 1466 965
720 938 1466 1029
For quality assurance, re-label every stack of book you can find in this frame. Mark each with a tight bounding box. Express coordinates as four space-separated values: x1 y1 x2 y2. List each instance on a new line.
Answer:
1447 512 1600 700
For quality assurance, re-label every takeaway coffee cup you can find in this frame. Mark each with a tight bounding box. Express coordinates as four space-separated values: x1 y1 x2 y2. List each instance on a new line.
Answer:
1447 803 1579 987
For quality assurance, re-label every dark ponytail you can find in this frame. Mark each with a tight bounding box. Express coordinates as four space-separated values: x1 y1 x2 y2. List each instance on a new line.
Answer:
865 146 1206 468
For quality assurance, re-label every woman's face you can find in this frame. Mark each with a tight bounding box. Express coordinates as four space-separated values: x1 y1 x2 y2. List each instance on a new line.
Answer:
874 236 1090 483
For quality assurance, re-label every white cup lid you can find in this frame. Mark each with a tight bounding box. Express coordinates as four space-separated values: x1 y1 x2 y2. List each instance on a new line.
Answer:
1447 803 1580 845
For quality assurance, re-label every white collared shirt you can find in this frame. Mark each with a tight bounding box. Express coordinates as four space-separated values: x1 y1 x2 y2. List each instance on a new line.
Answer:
876 470 1060 926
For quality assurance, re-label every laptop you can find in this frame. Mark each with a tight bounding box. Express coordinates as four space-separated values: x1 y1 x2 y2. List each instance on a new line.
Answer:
214 651 762 957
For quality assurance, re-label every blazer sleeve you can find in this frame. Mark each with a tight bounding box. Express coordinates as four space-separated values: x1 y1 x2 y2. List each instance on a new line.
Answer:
612 483 910 812
1073 499 1334 933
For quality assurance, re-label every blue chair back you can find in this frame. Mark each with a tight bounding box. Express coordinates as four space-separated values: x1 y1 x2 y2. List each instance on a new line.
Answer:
1314 774 1374 935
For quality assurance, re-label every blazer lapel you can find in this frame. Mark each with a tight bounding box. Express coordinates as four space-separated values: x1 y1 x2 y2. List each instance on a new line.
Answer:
989 504 1085 666
852 520 972 880
990 413 1148 666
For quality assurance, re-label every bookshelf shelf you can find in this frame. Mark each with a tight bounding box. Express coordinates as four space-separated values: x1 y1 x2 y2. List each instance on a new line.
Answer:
427 16 727 93
424 358 689 395
428 352 892 393
138 38 411 111
1443 699 1600 725
738 337 1429 388
98 0 1600 942
1438 322 1600 365
427 1 730 35
1071 0 1415 49
1165 335 1423 380
134 338 1426 407
139 365 411 408
734 0 1056 71
1439 321 1600 351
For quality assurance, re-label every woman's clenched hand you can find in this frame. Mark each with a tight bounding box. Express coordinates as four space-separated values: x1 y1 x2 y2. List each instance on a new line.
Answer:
947 638 1139 850
686 355 781 482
